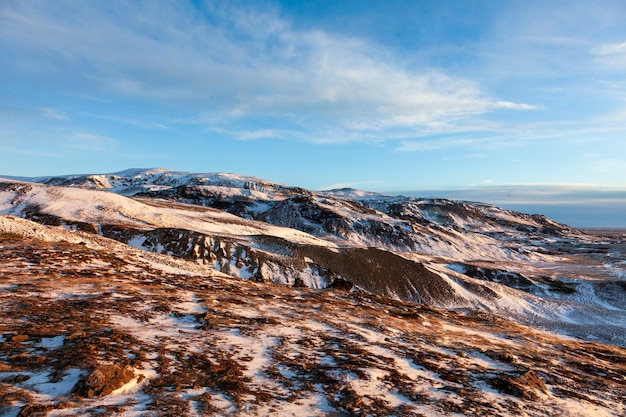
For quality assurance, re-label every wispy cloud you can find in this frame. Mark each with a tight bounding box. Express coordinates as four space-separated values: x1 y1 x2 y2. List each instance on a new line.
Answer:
236 129 282 140
0 1 534 144
64 132 116 151
0 127 115 155
396 137 492 153
2 0 625 167
494 101 539 110
40 107 69 121
592 41 626 70
395 111 626 154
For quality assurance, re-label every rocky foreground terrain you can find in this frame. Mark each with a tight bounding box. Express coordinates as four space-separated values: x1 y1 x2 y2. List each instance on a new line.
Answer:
1 169 625 416
0 217 624 416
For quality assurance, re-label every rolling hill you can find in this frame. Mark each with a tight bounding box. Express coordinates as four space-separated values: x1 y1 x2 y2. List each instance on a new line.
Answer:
0 168 625 415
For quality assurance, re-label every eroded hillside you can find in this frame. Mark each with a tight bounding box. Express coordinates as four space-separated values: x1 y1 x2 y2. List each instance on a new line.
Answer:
2 172 625 346
1 217 625 416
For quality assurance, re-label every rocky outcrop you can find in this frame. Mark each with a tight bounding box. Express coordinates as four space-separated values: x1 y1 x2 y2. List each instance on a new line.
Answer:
73 364 136 398
328 277 353 291
459 264 535 292
490 369 548 400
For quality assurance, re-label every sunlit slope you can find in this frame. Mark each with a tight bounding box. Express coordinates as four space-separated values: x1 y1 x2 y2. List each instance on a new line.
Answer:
1 169 625 346
0 216 624 416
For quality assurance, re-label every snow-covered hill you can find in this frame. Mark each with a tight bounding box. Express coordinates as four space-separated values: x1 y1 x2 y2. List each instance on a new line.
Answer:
23 168 580 259
1 169 625 346
0 216 624 416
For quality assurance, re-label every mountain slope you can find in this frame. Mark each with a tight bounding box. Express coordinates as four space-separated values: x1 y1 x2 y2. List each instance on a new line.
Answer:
31 168 578 261
1 170 625 346
0 216 624 416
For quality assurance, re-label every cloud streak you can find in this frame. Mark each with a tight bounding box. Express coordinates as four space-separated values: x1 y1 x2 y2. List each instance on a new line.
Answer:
0 1 534 144
40 108 69 121
593 41 626 70
402 184 626 227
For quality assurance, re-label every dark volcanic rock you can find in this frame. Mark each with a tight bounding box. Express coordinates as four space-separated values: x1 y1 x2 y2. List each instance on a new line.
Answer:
328 277 354 291
293 245 460 304
463 265 535 292
293 277 307 288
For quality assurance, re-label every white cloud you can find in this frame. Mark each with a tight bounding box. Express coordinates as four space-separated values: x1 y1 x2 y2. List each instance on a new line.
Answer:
0 1 533 144
592 41 626 69
593 42 626 56
396 137 492 152
236 129 281 140
494 101 538 110
65 132 116 151
40 108 69 121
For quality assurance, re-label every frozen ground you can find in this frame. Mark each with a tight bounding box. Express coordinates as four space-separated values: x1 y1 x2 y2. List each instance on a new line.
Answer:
1 217 625 416
1 170 626 415
1 176 625 347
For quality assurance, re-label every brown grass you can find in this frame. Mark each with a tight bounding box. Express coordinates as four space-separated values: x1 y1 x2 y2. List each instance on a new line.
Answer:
1 235 625 416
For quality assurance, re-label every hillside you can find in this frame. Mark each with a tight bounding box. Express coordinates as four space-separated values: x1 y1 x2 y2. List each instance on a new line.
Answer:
0 168 625 415
0 216 624 416
2 169 625 345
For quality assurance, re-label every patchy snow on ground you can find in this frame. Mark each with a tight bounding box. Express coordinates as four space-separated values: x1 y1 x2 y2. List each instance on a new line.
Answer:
2 170 626 415
0 224 624 416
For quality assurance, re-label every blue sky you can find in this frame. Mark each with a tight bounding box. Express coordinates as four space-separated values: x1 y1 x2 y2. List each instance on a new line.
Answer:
1 1 626 226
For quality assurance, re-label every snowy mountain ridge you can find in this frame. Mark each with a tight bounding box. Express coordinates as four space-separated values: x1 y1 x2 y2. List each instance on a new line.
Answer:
1 168 625 347
26 168 300 198
1 168 625 415
29 167 579 246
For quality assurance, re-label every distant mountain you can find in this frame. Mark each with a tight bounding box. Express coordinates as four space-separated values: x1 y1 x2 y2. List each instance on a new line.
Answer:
1 168 625 346
32 167 580 255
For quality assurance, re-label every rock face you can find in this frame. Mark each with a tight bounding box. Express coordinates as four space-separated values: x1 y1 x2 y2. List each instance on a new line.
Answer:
491 369 549 400
328 277 353 291
73 364 136 398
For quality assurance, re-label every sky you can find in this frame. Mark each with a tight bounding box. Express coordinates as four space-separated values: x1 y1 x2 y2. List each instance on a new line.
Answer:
1 1 626 226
